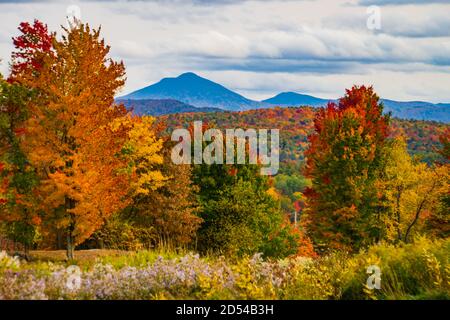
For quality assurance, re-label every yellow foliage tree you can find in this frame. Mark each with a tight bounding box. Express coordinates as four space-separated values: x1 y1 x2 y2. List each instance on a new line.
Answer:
379 137 449 242
122 115 166 196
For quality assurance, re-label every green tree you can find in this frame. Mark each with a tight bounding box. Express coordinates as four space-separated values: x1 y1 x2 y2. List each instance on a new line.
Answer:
0 73 40 256
195 163 298 258
274 173 310 215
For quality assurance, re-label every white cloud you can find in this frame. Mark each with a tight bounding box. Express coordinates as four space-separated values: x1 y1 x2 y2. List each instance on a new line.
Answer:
0 0 449 102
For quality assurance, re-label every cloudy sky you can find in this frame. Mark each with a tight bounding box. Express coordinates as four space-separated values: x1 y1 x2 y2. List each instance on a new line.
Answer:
0 0 449 102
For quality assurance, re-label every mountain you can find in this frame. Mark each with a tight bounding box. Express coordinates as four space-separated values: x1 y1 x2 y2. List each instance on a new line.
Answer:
381 99 450 123
120 72 264 111
121 72 450 122
118 99 223 116
264 94 450 122
262 92 333 107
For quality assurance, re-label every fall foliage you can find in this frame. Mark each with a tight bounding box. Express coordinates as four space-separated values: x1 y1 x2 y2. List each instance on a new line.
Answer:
0 8 448 303
123 138 202 247
121 115 166 196
378 137 448 242
9 20 55 82
13 24 137 259
0 19 448 264
304 86 390 251
0 71 41 255
439 128 450 161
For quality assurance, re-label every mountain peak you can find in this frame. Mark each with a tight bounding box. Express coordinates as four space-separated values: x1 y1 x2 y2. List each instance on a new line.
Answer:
178 72 200 79
263 91 330 106
120 72 262 111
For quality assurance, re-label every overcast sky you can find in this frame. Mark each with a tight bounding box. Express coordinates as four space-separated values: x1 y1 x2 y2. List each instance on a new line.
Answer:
0 0 449 102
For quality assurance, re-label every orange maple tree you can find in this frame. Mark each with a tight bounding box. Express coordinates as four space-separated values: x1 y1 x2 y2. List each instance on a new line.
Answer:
18 24 132 259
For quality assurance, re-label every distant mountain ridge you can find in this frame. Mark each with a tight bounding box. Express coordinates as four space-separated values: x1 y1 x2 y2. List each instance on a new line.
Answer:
380 99 450 123
117 99 223 116
262 92 334 107
262 93 450 122
120 72 450 122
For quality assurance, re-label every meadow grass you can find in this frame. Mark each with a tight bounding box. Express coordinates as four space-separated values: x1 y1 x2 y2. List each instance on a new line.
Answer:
0 237 448 300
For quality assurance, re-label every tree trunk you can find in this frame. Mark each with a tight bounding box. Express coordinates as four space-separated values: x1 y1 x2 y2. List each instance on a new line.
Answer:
24 244 30 261
404 180 437 243
56 230 63 250
65 196 76 261
395 186 403 241
67 232 75 260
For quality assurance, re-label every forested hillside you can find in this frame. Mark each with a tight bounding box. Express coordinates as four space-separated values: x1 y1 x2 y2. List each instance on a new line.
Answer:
161 107 447 165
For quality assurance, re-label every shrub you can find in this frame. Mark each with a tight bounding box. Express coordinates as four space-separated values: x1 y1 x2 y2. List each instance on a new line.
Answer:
84 217 157 251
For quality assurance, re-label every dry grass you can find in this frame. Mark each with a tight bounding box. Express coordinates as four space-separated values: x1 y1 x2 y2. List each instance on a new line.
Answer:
29 249 130 263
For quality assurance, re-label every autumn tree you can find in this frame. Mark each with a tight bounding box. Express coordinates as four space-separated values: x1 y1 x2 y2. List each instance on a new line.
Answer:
304 86 390 252
86 119 199 250
124 135 201 247
9 20 55 82
0 74 10 206
18 24 133 259
274 173 310 216
378 137 448 242
0 74 41 256
439 128 450 161
116 117 201 248
122 116 166 196
0 21 54 255
425 129 450 238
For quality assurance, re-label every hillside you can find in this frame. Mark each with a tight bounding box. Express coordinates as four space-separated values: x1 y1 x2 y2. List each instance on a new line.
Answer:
118 98 223 116
160 107 448 166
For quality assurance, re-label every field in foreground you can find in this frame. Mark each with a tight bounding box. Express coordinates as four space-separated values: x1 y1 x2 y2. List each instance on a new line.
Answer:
0 237 449 300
